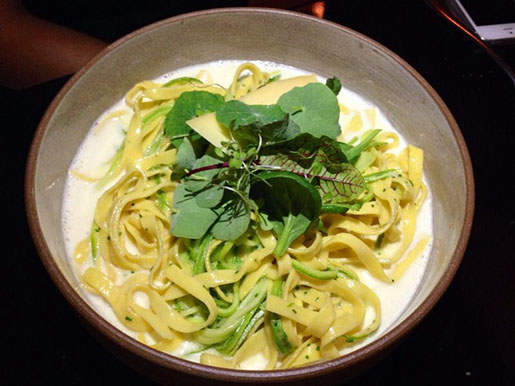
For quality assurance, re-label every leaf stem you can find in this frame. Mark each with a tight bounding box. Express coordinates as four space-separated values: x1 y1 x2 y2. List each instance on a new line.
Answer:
273 213 294 257
186 162 228 177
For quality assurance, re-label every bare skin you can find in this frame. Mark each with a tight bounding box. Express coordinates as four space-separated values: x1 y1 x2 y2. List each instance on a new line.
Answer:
0 0 108 89
0 1 321 90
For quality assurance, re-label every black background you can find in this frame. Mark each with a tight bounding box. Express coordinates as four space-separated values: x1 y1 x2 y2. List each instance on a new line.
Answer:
1 1 514 385
458 0 515 26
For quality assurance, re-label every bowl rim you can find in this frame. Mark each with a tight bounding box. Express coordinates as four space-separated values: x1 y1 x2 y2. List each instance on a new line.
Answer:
25 7 475 383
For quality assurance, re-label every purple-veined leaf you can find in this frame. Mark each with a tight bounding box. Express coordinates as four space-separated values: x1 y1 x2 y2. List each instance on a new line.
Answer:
259 153 365 203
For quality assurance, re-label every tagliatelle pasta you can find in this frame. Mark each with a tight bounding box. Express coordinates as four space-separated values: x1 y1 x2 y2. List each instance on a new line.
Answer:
69 62 431 370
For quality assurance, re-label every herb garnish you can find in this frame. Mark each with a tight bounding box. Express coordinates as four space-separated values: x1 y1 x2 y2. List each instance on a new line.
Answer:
168 77 393 254
164 91 224 146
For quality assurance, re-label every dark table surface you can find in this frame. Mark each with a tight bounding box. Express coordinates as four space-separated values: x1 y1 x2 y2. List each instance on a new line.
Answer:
2 1 514 385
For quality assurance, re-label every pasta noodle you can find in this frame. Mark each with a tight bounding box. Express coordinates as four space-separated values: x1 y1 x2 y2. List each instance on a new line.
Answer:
70 62 430 370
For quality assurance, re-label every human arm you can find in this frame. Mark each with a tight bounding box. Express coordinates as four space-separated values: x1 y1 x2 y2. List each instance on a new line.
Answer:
0 0 108 89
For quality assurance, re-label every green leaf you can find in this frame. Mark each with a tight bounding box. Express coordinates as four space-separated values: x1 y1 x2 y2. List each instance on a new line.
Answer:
317 163 366 204
170 184 218 239
277 83 341 139
164 91 224 146
250 171 321 257
326 76 342 96
184 155 223 193
257 210 274 231
260 134 366 205
320 186 373 213
195 185 225 209
262 133 349 167
174 136 207 175
211 195 251 241
261 153 365 205
180 154 225 209
216 100 299 145
320 203 351 214
216 100 285 129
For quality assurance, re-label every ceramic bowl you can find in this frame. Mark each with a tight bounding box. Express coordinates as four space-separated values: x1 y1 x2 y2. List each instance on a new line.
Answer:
25 8 474 385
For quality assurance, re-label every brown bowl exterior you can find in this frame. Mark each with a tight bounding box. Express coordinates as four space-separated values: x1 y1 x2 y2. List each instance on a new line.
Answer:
25 7 474 384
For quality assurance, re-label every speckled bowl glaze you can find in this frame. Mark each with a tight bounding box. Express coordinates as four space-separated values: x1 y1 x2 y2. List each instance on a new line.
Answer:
25 7 474 385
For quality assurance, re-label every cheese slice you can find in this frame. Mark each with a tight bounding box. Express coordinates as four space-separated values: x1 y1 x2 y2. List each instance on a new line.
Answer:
238 74 317 104
186 74 317 147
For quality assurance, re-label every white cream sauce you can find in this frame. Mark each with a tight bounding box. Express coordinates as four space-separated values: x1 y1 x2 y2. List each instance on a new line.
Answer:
62 60 433 368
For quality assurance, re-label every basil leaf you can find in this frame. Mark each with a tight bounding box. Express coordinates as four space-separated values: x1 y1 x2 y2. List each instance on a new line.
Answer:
277 83 341 139
164 91 224 146
250 171 321 257
170 184 218 239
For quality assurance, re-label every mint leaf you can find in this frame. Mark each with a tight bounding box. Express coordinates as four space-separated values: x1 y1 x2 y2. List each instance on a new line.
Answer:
164 91 224 146
170 184 218 239
277 83 341 139
216 100 299 145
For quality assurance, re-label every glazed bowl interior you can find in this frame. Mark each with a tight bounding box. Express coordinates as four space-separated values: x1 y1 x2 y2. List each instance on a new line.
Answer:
27 8 473 383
